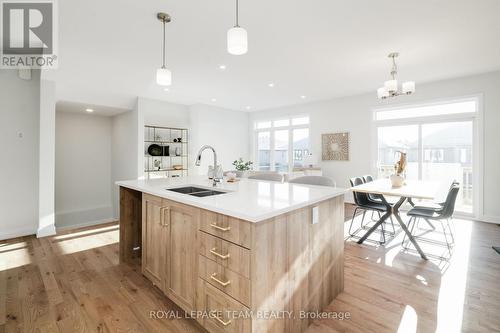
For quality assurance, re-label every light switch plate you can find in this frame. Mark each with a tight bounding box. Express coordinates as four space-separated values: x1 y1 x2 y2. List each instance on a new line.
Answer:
312 206 319 224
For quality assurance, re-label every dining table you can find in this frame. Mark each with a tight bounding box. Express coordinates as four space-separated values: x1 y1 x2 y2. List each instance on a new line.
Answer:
351 178 443 260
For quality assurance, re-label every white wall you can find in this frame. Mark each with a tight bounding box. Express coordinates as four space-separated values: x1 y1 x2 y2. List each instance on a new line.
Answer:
55 111 114 228
136 98 250 176
111 105 140 218
249 71 500 222
38 79 56 237
190 104 250 174
0 69 40 240
139 97 190 128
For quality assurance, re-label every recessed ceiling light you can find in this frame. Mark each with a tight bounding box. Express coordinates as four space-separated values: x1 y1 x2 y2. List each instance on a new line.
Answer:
300 95 306 99
85 108 94 113
163 88 169 92
268 83 275 88
211 98 217 102
219 65 227 70
245 106 251 110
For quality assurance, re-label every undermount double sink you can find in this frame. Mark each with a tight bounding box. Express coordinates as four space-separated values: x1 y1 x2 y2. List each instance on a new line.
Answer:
166 186 227 197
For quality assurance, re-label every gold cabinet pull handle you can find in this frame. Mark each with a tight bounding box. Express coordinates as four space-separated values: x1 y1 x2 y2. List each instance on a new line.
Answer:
214 315 232 327
210 248 230 259
163 207 170 227
159 207 166 226
210 273 231 287
210 223 231 232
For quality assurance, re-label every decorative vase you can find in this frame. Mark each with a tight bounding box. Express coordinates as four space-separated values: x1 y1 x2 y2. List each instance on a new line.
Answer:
390 174 405 187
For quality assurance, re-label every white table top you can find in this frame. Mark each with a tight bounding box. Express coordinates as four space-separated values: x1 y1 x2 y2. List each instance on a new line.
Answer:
351 179 442 200
117 176 346 223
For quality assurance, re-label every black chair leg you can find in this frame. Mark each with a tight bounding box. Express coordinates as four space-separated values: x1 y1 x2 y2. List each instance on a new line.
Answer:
447 218 455 245
423 218 436 230
440 220 453 257
402 216 416 248
348 207 361 236
360 210 367 228
380 220 386 244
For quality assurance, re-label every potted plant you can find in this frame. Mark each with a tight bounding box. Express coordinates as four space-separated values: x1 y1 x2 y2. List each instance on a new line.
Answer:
232 158 253 177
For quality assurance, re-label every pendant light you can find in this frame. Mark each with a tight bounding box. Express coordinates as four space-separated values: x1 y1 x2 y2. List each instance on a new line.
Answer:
227 0 248 55
376 52 415 99
156 12 172 86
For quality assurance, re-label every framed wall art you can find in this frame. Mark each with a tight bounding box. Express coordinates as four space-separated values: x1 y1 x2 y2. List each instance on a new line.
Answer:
322 132 349 161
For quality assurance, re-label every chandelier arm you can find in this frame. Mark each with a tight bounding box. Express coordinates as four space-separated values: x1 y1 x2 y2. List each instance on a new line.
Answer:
390 55 398 80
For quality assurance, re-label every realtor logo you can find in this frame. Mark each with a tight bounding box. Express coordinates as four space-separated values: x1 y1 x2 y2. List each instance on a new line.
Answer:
1 0 58 68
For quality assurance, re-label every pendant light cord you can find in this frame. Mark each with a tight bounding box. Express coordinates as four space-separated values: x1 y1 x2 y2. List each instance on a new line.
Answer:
162 20 166 68
235 0 239 27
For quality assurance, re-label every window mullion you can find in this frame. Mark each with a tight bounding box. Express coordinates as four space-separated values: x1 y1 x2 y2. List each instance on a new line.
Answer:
418 123 423 181
270 129 275 171
288 129 293 173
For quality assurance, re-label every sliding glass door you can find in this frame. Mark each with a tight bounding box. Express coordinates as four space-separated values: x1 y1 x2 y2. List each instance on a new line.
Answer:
374 98 480 215
377 125 419 179
422 121 473 213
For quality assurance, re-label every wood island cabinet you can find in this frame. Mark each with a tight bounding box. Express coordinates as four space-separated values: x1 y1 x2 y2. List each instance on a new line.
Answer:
121 187 344 333
141 194 198 312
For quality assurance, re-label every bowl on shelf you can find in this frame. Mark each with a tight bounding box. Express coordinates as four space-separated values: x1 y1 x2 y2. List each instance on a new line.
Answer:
172 164 183 170
147 144 163 156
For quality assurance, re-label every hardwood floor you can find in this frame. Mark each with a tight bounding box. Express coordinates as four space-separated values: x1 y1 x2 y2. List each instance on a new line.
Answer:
1 206 499 332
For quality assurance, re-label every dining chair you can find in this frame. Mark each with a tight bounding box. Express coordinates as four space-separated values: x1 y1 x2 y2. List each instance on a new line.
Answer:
349 177 390 243
288 176 336 187
248 173 284 182
361 175 396 234
408 180 460 230
402 183 460 259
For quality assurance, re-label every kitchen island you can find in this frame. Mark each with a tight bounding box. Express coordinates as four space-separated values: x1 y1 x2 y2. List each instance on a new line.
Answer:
117 176 346 333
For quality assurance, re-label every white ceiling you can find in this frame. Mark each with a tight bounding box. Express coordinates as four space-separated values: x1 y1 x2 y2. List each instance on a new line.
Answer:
43 0 500 112
56 100 129 116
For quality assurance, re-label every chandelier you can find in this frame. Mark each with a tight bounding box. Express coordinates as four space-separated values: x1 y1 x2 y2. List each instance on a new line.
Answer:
377 52 415 99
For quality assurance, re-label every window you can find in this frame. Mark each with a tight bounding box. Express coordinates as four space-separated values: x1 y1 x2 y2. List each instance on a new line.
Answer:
257 132 271 170
254 116 309 172
375 99 476 121
374 98 479 215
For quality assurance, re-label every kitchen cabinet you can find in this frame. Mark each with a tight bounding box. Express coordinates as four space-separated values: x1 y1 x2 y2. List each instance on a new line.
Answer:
142 195 199 312
163 199 199 311
141 194 166 287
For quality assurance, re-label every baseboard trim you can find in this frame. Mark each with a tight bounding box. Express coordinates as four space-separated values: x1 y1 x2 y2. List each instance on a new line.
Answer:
56 217 118 232
0 225 37 241
476 215 500 225
37 224 56 238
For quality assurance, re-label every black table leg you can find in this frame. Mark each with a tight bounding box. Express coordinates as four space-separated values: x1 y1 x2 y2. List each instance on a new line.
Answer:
392 197 428 260
357 211 391 244
356 196 428 260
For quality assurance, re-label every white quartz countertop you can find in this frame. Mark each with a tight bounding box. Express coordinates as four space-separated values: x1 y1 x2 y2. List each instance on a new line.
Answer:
117 176 346 223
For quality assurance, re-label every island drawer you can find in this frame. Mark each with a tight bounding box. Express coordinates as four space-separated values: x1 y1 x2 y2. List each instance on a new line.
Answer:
199 231 250 279
199 210 251 249
199 255 251 307
197 280 251 333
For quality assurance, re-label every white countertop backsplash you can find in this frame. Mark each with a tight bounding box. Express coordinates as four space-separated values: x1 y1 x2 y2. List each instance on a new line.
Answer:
117 176 346 222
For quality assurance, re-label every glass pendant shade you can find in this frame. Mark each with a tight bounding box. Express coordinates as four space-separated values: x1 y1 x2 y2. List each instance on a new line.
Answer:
402 81 415 94
156 67 172 86
227 27 248 55
384 79 398 93
377 87 389 99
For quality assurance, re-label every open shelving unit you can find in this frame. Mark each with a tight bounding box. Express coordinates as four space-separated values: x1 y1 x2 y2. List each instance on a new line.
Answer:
144 125 188 179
